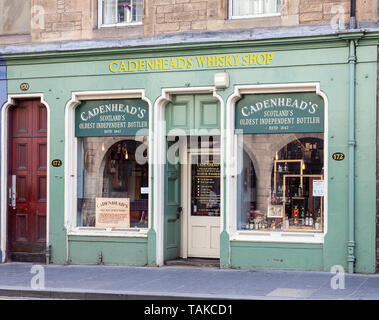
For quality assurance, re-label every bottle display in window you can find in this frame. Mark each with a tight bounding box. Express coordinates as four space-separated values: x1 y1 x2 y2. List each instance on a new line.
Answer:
77 137 148 229
238 135 324 233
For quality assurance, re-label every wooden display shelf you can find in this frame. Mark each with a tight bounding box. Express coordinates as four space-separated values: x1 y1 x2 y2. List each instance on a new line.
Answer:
285 226 323 232
273 159 304 193
282 174 323 232
272 159 324 232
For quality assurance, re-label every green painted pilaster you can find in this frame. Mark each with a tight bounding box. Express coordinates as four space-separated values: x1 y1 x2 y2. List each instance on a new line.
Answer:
147 228 156 266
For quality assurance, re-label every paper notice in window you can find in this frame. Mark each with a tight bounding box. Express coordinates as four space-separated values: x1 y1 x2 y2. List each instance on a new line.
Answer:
140 187 149 194
313 180 325 197
95 198 130 228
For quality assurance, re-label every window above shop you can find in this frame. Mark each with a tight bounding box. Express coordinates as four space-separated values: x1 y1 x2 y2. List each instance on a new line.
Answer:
229 0 281 19
0 0 31 35
98 0 143 28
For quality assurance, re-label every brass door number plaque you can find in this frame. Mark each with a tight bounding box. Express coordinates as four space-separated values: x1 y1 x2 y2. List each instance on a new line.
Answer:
20 83 30 91
52 159 62 167
332 152 345 161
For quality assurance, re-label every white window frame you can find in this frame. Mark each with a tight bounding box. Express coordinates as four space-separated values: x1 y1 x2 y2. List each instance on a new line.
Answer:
226 83 328 244
98 0 143 28
228 0 281 20
65 90 152 238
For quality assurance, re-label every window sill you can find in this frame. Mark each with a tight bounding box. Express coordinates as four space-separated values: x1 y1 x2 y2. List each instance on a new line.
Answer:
231 230 324 244
98 22 143 29
229 13 281 20
67 227 148 238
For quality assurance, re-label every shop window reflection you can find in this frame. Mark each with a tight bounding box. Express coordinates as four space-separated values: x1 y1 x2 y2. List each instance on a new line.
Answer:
237 149 257 229
237 134 324 232
77 137 148 229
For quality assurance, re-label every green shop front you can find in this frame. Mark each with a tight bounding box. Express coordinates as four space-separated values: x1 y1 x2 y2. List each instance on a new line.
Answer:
1 33 377 273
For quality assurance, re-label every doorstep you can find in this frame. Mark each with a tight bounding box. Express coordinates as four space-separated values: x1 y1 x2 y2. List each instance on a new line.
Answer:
9 253 46 264
164 258 220 268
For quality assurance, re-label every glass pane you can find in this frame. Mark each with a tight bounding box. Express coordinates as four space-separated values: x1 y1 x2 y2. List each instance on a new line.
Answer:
191 154 221 217
115 0 142 23
237 134 324 232
102 0 117 24
118 0 132 23
277 0 281 12
232 0 279 16
77 136 149 228
134 0 143 22
233 0 250 16
188 135 221 150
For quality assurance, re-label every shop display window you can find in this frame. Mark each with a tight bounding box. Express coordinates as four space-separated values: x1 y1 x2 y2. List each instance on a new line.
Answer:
77 136 148 229
237 134 324 232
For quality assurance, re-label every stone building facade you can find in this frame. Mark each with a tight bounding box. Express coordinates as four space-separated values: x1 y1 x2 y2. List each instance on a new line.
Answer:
0 0 378 44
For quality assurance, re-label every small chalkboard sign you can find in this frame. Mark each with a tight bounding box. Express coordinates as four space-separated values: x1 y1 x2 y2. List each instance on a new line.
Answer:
52 159 62 167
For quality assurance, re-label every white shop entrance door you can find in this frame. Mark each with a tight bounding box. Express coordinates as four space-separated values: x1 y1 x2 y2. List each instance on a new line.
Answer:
186 152 220 258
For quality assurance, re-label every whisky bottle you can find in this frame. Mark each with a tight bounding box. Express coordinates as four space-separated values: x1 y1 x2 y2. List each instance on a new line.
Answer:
300 206 305 225
293 205 299 225
314 217 320 230
309 212 313 227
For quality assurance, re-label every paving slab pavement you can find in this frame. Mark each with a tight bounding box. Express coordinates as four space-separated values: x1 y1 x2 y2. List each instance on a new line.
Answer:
0 262 378 300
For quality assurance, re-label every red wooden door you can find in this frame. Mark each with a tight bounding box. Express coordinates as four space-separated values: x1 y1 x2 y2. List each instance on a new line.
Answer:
8 100 47 261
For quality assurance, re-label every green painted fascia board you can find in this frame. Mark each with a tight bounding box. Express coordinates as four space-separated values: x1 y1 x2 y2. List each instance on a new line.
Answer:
356 46 378 62
360 31 379 39
339 32 379 46
2 34 356 64
357 38 379 46
338 32 365 41
342 32 379 44
5 48 354 81
4 43 349 68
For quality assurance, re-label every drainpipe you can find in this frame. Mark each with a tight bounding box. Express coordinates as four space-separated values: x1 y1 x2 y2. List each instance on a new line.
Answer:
350 0 356 29
346 0 358 274
347 38 356 273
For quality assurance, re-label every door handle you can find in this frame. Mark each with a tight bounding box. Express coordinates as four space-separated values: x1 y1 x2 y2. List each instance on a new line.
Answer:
11 175 16 209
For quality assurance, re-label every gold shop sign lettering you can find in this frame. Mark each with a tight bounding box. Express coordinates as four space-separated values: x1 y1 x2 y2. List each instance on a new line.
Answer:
109 52 274 73
95 198 130 228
